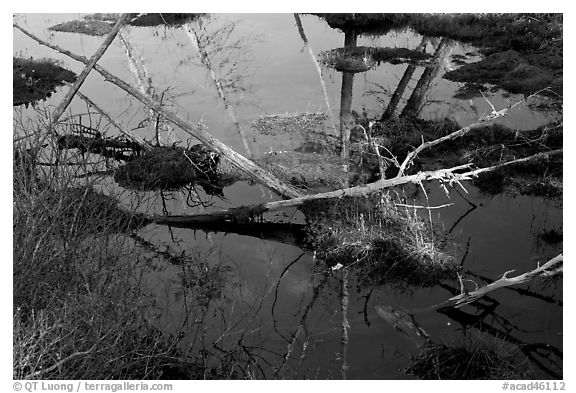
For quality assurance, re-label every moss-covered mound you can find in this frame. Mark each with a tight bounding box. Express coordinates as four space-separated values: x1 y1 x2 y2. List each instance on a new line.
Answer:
444 48 562 96
301 194 457 287
13 57 76 106
319 46 431 72
50 14 203 36
114 145 219 191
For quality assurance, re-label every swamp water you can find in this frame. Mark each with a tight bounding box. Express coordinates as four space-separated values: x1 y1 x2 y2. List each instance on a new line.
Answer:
13 14 562 379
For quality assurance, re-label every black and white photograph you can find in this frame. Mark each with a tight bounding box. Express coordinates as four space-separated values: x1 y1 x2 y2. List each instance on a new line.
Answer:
11 11 565 385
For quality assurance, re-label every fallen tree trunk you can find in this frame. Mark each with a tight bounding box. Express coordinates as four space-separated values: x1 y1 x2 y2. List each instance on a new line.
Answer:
151 149 562 224
14 23 304 200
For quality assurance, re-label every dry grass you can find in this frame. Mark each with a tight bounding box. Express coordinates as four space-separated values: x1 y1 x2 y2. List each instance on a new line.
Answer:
406 337 534 380
301 192 458 287
13 119 190 378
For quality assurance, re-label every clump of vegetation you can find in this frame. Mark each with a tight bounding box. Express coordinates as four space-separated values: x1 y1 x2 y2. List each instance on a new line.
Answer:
406 341 530 379
49 19 115 36
128 13 202 27
252 112 329 136
444 49 561 96
301 193 457 287
50 14 204 36
437 123 563 198
314 13 562 97
315 14 562 53
319 46 431 72
348 116 460 180
13 57 76 106
354 115 562 198
114 145 219 191
319 47 376 73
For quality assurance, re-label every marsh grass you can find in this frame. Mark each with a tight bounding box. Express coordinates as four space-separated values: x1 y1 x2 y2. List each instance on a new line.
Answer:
13 121 191 378
13 57 77 107
406 336 535 380
302 192 457 287
350 115 563 198
14 107 286 379
318 46 431 73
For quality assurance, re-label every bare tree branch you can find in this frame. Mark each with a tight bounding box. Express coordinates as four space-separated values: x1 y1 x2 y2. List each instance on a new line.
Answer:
448 254 562 308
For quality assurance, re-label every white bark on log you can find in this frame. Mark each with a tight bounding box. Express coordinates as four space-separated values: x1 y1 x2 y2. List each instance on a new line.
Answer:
448 254 563 308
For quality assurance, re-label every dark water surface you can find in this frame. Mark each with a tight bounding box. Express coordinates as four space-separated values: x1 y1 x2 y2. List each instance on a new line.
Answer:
13 13 562 379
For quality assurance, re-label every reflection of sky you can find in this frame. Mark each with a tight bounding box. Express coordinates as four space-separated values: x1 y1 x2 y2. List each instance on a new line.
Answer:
13 14 557 149
12 14 563 379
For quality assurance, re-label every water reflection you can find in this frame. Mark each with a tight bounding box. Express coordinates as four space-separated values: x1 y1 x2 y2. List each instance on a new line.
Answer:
13 13 562 380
